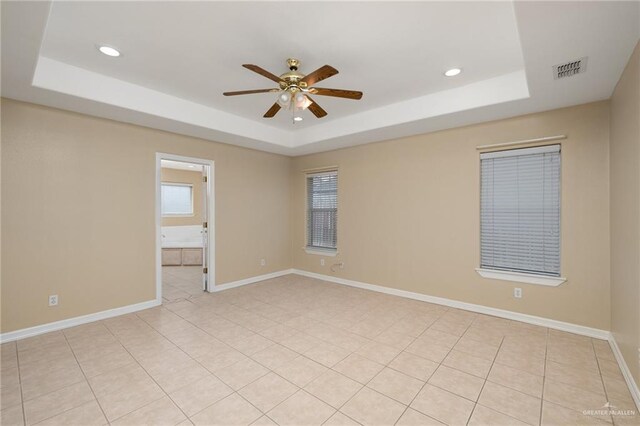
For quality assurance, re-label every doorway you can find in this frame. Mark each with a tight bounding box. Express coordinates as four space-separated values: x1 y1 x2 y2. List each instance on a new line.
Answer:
156 153 214 303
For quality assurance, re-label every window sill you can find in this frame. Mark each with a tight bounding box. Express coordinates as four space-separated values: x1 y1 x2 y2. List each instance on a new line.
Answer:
475 268 566 287
304 247 338 257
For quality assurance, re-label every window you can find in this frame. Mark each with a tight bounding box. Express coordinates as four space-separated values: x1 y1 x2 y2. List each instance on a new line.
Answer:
306 171 338 252
161 183 193 216
480 145 561 279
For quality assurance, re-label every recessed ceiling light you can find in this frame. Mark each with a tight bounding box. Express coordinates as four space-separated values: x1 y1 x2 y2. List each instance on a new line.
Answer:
444 68 462 77
98 45 121 57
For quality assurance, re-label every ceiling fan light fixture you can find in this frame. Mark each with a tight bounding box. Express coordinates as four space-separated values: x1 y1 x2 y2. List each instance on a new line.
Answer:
444 68 462 77
277 91 292 107
294 92 312 110
294 92 305 104
98 45 121 57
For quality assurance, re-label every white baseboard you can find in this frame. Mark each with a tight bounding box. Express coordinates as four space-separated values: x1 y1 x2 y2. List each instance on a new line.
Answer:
0 269 292 343
212 269 295 292
609 337 640 411
0 299 161 343
292 269 610 339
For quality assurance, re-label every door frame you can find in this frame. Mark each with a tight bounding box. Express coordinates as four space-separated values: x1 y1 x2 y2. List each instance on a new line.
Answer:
155 153 215 303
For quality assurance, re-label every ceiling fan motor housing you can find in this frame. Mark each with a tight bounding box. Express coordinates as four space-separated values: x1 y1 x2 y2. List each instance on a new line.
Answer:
280 59 307 89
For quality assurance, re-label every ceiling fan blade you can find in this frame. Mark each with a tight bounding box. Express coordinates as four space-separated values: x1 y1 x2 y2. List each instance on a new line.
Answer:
306 96 328 118
301 65 338 86
242 64 283 83
263 102 281 118
309 88 363 100
223 89 278 96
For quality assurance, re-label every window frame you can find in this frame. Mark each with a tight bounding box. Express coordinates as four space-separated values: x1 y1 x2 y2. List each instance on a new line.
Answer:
305 170 338 255
161 182 194 217
477 144 566 286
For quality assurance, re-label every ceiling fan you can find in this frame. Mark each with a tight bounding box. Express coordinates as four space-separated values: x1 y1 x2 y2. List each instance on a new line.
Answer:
223 58 363 123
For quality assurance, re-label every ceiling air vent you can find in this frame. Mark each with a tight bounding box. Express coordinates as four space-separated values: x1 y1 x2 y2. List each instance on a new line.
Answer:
553 57 588 79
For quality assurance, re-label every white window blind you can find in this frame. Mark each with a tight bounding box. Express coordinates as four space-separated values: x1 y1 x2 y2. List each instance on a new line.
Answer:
161 183 193 216
307 171 337 250
480 145 561 276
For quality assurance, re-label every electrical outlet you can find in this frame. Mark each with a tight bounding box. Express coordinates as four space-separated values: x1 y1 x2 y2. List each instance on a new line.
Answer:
514 288 522 299
260 258 266 267
48 295 58 306
320 259 325 266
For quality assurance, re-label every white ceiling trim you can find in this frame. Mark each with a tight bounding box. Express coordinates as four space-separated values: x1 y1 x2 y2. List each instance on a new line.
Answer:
295 70 530 147
33 56 529 153
33 56 294 149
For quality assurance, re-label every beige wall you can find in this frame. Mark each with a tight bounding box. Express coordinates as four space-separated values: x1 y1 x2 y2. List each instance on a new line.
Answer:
0 96 622 336
292 101 611 330
161 168 203 227
1 98 292 333
610 41 640 385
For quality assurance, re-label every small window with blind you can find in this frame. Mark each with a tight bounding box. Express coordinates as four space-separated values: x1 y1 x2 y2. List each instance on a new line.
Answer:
161 183 193 216
480 145 561 281
306 171 338 253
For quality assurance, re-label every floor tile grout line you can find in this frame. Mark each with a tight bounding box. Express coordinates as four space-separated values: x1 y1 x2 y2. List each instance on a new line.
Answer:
98 318 191 424
188 391 267 424
13 341 27 426
162 282 447 423
541 362 619 420
151 299 296 393
14 337 88 417
233 357 332 418
255 388 335 426
336 306 455 420
591 338 615 424
17 314 450 398
127 314 252 423
59 330 111 426
14 337 84 388
163 284 386 403
133 303 315 422
538 327 550 426
219 331 357 421
465 334 506 426
253 297 524 424
474 325 560 425
394 313 478 425
16 378 101 425
380 309 471 425
319 408 363 426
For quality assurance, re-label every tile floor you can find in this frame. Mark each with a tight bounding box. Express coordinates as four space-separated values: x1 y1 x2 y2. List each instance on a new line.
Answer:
162 266 205 302
1 274 638 426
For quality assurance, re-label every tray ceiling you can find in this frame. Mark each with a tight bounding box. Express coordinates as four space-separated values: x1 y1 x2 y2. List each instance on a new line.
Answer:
2 1 638 155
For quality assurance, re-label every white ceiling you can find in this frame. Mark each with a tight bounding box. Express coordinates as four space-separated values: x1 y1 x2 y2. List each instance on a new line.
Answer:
2 1 638 156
